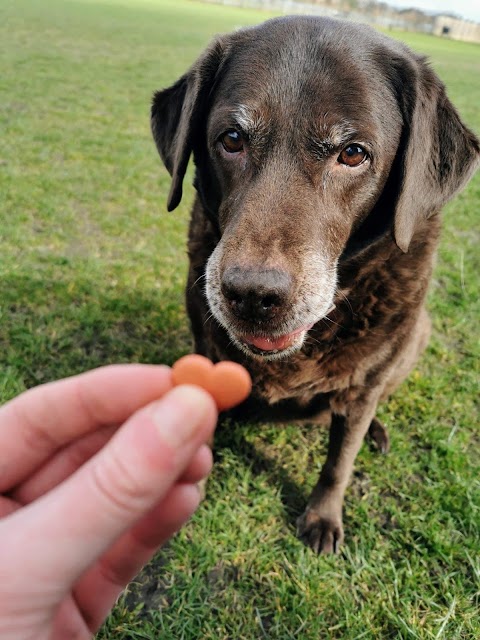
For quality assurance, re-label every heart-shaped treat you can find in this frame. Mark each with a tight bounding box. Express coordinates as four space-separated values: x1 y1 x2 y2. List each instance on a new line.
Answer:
172 354 252 411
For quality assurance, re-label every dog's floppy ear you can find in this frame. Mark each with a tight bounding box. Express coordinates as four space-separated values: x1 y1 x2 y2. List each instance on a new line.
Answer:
392 56 479 253
151 39 228 212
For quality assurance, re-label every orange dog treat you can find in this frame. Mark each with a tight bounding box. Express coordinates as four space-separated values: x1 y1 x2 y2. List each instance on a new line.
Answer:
205 361 252 411
171 355 252 411
171 354 214 387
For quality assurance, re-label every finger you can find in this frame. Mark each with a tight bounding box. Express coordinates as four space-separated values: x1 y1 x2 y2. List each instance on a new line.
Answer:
73 482 201 632
0 364 173 492
179 444 213 483
0 386 217 596
0 495 20 518
12 434 212 506
11 424 118 504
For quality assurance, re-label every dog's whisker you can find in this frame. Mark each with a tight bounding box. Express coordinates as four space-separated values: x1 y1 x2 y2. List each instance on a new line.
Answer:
304 334 324 348
336 289 354 315
190 273 207 291
321 315 347 331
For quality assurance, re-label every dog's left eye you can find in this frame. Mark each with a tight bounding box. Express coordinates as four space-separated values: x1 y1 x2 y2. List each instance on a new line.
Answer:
338 145 368 167
220 130 245 154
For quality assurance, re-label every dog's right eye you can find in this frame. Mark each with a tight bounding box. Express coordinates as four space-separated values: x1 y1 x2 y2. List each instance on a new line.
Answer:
338 145 368 167
220 130 245 154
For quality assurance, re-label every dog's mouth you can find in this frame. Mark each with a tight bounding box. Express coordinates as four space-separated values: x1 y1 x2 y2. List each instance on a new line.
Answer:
242 325 312 353
231 305 336 359
232 323 315 359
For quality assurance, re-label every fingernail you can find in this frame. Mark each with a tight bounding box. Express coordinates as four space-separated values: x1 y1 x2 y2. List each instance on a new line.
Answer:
150 385 216 448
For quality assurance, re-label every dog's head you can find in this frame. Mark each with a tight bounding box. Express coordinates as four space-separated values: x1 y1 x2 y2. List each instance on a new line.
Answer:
152 17 479 360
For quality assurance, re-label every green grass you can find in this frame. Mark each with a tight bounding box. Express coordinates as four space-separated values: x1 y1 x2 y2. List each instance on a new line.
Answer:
1 1 479 638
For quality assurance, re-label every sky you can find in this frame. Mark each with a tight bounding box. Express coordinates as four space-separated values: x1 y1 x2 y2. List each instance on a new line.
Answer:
388 0 480 22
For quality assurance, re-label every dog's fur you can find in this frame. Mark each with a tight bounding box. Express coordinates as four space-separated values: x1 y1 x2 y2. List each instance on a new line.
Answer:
152 16 480 553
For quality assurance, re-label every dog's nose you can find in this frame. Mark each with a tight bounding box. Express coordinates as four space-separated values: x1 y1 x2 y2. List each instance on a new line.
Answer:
221 266 292 322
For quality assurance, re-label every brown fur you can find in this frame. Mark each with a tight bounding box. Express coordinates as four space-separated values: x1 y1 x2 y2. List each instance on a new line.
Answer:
152 17 480 553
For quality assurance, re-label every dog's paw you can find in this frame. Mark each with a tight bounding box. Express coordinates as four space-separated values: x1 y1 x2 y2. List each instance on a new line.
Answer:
367 417 390 454
296 507 344 554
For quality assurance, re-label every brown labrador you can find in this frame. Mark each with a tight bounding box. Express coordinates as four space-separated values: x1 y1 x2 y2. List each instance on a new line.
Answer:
151 16 479 553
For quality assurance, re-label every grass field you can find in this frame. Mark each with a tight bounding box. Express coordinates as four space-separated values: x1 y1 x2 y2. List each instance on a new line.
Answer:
1 0 479 638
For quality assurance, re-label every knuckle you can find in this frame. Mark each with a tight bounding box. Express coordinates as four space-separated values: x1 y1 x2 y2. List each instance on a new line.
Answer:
13 400 59 453
89 445 148 517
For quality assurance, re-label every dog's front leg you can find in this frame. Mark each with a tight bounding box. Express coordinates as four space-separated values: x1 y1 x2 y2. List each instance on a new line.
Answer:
297 390 380 554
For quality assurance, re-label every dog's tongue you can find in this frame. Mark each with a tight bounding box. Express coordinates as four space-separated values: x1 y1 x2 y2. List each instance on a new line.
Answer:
244 326 310 352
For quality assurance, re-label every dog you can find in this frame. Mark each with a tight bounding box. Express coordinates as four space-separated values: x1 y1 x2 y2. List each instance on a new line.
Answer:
151 16 479 553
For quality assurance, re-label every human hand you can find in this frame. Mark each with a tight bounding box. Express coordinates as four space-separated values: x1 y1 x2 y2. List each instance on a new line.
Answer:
0 364 218 640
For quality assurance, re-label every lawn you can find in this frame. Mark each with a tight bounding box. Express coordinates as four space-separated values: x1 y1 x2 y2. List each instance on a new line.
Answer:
1 0 479 638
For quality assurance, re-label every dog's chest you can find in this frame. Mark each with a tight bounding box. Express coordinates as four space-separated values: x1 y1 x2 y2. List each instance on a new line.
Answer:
248 324 387 407
250 352 350 406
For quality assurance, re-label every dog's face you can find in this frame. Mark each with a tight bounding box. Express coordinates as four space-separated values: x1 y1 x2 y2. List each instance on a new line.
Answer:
202 26 402 359
152 18 479 360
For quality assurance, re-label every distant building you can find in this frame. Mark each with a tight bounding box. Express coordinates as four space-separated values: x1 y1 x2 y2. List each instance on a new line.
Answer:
433 15 480 43
397 8 434 33
199 0 480 42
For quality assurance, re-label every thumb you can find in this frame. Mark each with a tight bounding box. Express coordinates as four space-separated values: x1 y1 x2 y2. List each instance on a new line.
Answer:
0 385 217 597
